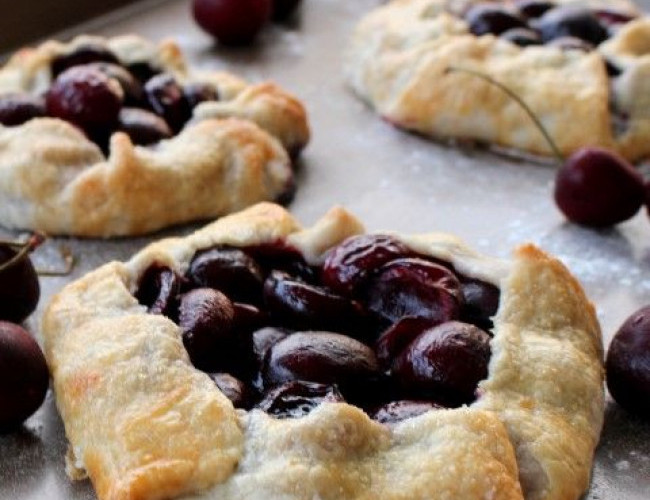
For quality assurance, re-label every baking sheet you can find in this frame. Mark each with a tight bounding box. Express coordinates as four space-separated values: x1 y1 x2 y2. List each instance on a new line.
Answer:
1 0 650 498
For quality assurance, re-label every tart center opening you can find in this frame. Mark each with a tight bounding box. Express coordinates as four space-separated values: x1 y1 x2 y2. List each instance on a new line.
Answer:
134 235 500 424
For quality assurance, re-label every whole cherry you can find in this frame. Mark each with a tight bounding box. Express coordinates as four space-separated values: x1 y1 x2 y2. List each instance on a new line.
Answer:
554 148 645 227
192 0 272 46
606 306 650 417
0 235 41 324
446 67 646 228
46 66 123 133
393 321 491 407
0 321 49 432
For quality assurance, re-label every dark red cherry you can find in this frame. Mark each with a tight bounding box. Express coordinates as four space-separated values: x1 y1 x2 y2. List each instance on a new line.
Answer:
515 0 554 19
594 9 636 28
500 27 542 46
554 147 645 227
144 73 191 133
184 82 219 109
533 6 609 45
192 0 272 46
393 321 491 406
0 321 49 432
375 317 438 368
0 94 46 126
460 278 500 330
86 62 144 106
135 264 182 318
252 326 290 365
465 4 528 36
264 331 380 392
179 288 236 370
51 44 119 77
46 66 123 132
370 400 444 425
0 244 40 324
187 247 264 305
207 372 251 409
263 271 369 335
364 258 463 325
116 108 173 146
256 380 344 419
606 306 650 417
244 242 317 283
322 234 414 296
272 0 302 21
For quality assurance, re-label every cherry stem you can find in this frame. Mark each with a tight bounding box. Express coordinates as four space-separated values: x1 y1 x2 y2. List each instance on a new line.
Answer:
0 233 75 277
445 66 564 162
0 233 45 274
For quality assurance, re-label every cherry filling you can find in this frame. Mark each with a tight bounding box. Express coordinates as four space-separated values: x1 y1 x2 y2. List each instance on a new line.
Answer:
462 1 633 138
0 44 225 152
134 234 500 424
464 1 636 48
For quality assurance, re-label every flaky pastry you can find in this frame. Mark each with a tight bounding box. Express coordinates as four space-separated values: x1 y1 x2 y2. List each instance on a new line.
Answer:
346 0 650 161
43 203 603 500
0 35 310 237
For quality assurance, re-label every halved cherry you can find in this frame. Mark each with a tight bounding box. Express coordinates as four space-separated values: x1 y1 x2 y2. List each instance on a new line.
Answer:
263 271 370 336
256 380 344 419
375 317 438 368
207 372 252 409
135 264 182 318
364 258 463 325
322 234 414 296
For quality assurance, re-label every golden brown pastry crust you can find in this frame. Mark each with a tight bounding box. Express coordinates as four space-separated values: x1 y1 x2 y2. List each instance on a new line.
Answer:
345 0 650 161
42 203 603 500
0 35 310 237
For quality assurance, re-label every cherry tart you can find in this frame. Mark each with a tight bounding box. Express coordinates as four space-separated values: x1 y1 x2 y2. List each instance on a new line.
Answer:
43 203 603 500
346 0 650 161
0 35 309 236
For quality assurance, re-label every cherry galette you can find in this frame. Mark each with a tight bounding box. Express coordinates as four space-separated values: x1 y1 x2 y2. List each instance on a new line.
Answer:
0 35 309 236
346 0 650 161
44 203 604 500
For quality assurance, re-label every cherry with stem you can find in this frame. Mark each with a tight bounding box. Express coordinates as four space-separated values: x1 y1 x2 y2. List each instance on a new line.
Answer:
445 65 646 228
